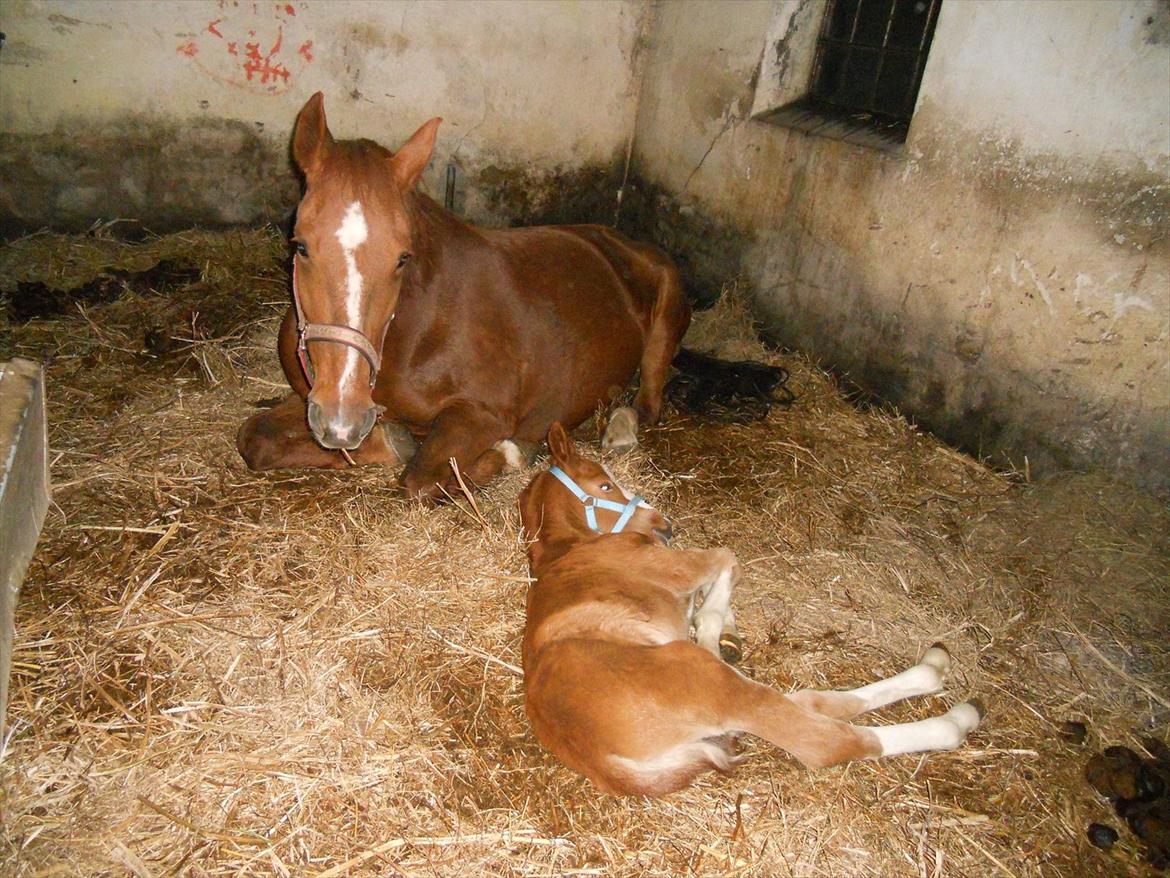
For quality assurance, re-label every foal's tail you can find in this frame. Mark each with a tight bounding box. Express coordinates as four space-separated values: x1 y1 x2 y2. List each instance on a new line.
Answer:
666 348 796 424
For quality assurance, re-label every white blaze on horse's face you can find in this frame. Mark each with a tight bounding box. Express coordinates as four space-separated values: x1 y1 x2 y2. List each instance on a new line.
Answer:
334 200 369 398
296 187 395 451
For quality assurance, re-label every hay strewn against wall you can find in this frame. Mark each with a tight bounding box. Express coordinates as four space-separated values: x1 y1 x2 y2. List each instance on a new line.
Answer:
0 229 1167 876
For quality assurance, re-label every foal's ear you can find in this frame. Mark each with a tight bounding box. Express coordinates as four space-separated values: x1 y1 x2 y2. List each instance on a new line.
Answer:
391 117 442 190
547 422 575 467
293 91 334 176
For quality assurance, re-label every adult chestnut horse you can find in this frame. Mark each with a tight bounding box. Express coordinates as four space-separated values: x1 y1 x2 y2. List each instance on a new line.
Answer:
237 93 691 499
519 423 985 796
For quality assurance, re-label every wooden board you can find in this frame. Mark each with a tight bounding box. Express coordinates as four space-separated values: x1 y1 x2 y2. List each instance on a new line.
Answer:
0 359 49 737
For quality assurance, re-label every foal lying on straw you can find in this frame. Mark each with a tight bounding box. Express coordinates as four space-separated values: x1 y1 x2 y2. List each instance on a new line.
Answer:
518 423 984 796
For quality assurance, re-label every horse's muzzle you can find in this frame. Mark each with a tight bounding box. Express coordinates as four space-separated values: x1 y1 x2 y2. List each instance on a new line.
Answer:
307 400 378 450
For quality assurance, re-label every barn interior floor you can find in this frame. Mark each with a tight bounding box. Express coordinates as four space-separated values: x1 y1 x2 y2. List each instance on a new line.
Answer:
1 228 1167 877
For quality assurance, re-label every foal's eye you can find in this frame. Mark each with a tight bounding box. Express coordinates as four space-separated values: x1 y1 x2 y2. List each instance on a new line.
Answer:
397 251 413 269
599 483 613 492
292 241 308 258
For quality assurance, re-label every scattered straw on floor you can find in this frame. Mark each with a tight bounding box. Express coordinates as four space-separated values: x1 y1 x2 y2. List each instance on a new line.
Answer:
1 228 1167 877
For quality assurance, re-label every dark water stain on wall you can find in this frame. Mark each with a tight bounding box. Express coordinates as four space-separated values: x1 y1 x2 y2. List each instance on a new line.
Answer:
473 160 624 228
0 115 299 237
616 177 753 306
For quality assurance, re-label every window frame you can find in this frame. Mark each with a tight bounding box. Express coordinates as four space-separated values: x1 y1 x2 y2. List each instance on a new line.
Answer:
751 0 943 151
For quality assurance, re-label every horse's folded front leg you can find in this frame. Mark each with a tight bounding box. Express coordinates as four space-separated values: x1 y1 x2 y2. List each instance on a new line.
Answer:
238 393 410 471
399 402 509 500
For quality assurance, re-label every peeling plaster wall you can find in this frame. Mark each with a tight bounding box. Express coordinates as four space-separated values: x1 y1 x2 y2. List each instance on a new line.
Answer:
624 0 1170 491
0 0 650 231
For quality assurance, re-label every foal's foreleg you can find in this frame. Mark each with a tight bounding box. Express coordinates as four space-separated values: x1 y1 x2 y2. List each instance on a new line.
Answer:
786 644 953 720
689 552 743 661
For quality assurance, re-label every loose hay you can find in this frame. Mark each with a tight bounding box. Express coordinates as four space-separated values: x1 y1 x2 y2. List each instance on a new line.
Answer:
0 229 1167 876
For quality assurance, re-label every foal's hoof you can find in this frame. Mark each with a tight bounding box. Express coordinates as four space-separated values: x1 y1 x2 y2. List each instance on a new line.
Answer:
920 643 952 675
948 699 985 734
719 632 744 665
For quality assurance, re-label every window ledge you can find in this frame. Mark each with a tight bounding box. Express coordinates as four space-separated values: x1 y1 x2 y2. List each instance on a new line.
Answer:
755 97 908 153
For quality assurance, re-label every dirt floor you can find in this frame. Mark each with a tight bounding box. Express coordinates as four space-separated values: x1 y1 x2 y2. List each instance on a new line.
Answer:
0 228 1167 877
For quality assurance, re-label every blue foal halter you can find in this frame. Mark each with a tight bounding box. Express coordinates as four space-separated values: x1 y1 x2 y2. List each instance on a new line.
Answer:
548 466 643 535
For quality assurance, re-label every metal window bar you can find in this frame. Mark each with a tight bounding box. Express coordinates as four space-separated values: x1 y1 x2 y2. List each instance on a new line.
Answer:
808 0 941 124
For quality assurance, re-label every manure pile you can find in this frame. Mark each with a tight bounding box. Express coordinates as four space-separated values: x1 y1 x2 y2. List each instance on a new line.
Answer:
0 228 1167 877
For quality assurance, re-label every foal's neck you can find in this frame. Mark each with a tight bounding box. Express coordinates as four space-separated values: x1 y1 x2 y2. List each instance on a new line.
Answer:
528 513 646 576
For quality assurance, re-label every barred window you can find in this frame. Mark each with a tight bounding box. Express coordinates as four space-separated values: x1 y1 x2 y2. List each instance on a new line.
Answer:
756 0 942 149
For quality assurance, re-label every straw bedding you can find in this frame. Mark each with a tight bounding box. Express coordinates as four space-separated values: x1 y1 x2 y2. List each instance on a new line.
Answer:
0 227 1167 877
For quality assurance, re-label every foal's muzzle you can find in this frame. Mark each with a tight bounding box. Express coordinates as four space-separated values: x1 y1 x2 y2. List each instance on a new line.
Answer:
307 400 378 450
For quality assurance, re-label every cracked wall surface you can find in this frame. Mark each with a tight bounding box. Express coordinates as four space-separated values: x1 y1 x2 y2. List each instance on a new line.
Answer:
0 0 650 232
623 0 1169 492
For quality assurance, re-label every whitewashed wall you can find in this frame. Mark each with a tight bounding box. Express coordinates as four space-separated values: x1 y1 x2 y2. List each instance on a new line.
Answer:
0 0 649 228
627 0 1170 490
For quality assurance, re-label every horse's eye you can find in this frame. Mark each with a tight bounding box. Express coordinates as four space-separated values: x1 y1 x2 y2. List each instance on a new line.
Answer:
599 483 612 492
397 251 412 269
293 241 308 258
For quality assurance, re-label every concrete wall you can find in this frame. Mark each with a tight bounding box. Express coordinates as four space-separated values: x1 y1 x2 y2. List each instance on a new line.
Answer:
0 0 649 231
624 0 1170 491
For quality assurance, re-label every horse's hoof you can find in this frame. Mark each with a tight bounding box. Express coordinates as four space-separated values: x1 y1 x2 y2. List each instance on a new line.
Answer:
601 406 639 454
603 437 638 455
382 422 419 465
719 632 744 665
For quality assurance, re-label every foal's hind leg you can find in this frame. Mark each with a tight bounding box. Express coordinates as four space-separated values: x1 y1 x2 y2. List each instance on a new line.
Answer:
739 682 983 769
786 644 955 720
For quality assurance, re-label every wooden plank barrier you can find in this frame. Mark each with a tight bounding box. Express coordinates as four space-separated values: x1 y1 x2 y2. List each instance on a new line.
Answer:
0 359 49 739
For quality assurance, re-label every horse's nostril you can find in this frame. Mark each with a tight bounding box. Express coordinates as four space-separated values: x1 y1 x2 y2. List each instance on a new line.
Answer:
306 401 324 436
654 523 674 544
360 406 378 438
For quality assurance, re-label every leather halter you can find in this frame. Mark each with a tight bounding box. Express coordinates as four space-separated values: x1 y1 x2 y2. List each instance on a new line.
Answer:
548 466 643 535
291 258 387 389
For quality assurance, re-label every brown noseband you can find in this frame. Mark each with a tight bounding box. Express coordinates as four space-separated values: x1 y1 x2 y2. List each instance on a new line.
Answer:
292 259 387 389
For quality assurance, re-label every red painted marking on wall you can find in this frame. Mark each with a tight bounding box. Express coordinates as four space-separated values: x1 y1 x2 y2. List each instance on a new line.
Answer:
181 1 309 95
243 41 290 84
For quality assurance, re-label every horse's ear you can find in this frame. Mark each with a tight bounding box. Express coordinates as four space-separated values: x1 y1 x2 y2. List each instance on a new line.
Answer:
391 117 442 189
547 422 575 467
293 92 334 176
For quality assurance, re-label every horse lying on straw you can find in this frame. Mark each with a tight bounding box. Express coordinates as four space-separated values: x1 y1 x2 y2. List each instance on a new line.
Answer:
518 423 984 796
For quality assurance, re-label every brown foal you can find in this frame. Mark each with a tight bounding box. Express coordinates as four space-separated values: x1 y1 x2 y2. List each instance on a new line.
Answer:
519 424 984 796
